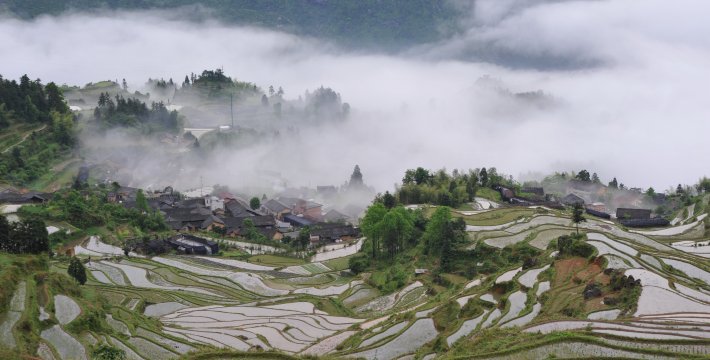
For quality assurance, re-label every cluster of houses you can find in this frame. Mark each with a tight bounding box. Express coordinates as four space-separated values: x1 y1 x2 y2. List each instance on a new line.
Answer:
107 186 360 252
495 182 670 228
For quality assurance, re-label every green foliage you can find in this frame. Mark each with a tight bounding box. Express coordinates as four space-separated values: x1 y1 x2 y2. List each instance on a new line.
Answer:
432 300 461 331
93 92 181 133
0 215 49 254
368 263 408 293
30 189 167 231
572 203 586 233
67 257 87 285
249 197 261 210
348 255 370 275
556 234 594 258
66 307 108 333
6 1 462 50
92 345 127 360
422 207 467 271
360 204 416 260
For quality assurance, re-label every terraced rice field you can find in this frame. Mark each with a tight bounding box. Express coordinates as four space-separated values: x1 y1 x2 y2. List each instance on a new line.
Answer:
5 205 709 360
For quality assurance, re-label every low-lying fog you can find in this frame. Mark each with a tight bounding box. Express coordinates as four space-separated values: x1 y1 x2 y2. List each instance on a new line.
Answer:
2 0 709 193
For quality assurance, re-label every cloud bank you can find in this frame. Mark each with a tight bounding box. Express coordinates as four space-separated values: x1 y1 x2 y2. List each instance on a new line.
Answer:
1 0 709 193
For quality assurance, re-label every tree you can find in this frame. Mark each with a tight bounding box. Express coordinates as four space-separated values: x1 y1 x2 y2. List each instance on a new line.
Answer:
576 170 591 182
92 345 126 360
608 177 618 189
122 78 128 91
268 85 275 96
413 167 430 185
297 226 311 250
423 206 452 255
572 203 586 234
349 165 364 188
250 197 261 210
379 207 414 259
45 82 69 113
360 202 387 259
261 94 269 107
68 257 87 285
479 167 488 187
646 187 656 197
136 189 149 213
382 191 396 209
591 172 600 183
676 184 684 195
0 215 10 252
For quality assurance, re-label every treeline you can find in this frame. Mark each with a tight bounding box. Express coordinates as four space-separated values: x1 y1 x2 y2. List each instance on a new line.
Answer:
93 92 181 133
0 215 49 254
179 69 260 100
396 167 515 208
20 188 167 232
0 74 69 128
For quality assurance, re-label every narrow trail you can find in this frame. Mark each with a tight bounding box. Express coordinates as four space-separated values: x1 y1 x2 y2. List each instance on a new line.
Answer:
1 124 47 153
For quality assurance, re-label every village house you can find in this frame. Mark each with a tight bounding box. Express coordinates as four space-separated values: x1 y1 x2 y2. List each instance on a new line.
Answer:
561 193 585 206
283 214 314 228
309 223 360 244
167 234 219 255
278 197 323 221
0 190 51 204
323 209 351 224
616 208 651 220
260 198 291 220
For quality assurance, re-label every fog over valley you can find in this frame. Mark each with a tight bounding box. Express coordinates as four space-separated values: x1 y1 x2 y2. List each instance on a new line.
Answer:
2 0 709 192
4 2 710 360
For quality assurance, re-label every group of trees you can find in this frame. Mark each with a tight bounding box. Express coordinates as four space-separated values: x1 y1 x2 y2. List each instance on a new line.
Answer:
21 189 167 232
0 214 49 254
397 167 513 208
304 86 350 120
0 74 68 128
93 92 181 133
422 207 467 271
179 69 260 100
359 203 423 261
556 233 595 258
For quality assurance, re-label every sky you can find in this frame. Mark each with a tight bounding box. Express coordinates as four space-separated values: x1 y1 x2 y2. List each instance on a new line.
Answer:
1 0 709 193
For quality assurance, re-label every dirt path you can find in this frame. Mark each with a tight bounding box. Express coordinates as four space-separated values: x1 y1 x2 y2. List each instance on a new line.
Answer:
1 124 47 153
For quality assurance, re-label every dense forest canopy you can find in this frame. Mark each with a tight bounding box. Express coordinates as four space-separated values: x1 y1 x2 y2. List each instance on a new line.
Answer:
1 1 461 50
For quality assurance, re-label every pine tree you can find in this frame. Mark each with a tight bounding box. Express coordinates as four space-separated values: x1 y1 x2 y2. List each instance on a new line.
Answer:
68 257 87 285
349 165 364 188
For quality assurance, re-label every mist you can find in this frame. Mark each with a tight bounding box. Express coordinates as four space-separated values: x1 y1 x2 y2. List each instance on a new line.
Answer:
2 0 709 194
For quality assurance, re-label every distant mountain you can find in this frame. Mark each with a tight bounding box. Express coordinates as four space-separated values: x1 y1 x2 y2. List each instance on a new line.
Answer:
1 0 462 50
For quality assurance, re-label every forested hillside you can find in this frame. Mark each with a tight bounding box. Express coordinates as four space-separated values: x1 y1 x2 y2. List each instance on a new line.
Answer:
0 75 75 186
1 0 461 49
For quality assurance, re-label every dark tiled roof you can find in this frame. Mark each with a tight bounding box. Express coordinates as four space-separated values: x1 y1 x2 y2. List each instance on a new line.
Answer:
323 209 349 222
222 215 276 230
311 223 359 240
619 217 669 228
262 199 290 213
616 208 652 220
225 199 251 217
283 214 314 227
561 193 585 205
